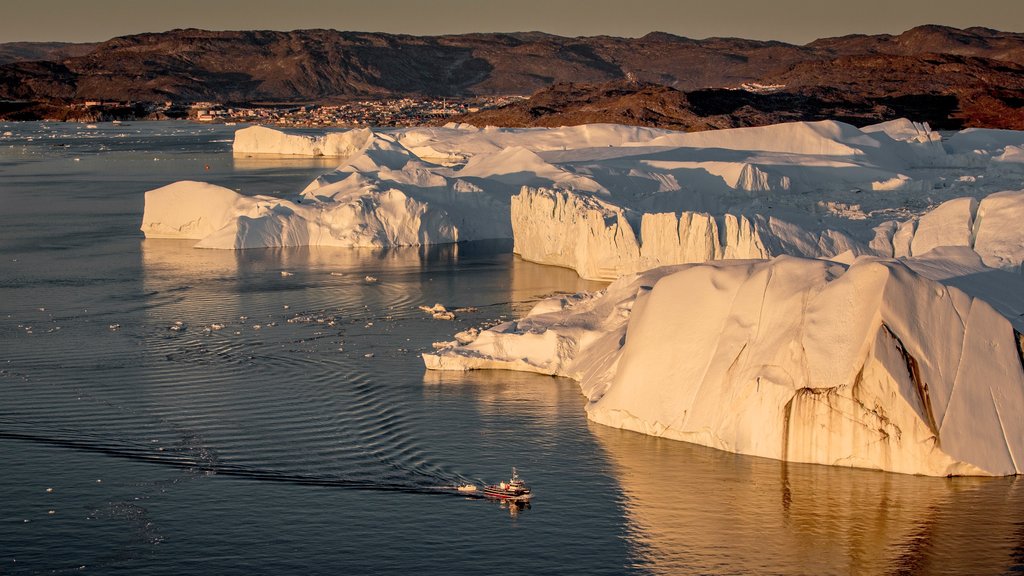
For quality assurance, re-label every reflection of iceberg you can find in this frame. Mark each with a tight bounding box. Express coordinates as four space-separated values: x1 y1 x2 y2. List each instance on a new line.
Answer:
230 154 339 172
423 370 581 422
592 424 1024 575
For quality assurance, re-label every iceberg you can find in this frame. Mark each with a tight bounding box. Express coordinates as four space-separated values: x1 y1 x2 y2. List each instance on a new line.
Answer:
146 121 1024 279
148 120 1024 477
425 255 1024 477
233 125 374 158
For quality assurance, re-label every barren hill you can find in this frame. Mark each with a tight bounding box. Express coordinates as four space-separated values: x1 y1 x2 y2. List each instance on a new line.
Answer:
0 25 1022 127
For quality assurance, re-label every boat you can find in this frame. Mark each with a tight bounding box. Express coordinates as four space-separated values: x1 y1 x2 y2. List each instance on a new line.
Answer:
482 467 532 501
456 483 477 492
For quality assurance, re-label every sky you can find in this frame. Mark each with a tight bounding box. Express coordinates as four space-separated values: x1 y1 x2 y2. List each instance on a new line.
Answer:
3 0 1023 45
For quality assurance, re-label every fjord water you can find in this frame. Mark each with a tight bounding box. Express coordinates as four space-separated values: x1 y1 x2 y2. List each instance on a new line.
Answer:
1 122 1022 575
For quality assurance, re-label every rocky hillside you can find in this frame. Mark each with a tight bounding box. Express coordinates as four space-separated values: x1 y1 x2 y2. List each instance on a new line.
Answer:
456 53 1024 131
0 41 97 66
1 25 1022 127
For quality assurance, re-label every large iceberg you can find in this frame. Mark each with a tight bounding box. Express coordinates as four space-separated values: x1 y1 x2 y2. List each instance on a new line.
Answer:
511 187 1024 280
145 125 656 248
424 254 1024 476
150 120 1024 477
146 120 1024 277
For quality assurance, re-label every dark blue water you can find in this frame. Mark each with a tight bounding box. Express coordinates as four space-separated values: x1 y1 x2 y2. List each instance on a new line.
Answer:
1 121 1022 575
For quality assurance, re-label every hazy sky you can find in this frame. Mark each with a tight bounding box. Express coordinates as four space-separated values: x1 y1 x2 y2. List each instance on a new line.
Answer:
4 0 1023 44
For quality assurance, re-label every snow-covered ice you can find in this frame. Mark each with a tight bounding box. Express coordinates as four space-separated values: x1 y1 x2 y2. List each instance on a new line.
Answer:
146 120 1024 278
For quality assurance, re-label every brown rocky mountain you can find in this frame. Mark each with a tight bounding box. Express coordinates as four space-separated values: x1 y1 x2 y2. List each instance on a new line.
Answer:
450 78 1011 131
0 41 98 66
806 25 1024 62
0 25 1022 127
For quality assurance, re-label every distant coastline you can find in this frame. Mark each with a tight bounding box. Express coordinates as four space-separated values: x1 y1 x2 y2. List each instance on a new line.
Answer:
1 25 1022 129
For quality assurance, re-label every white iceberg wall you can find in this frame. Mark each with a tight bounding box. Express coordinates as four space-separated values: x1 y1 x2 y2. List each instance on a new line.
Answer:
140 181 248 239
592 257 1024 476
512 187 864 280
510 188 642 281
232 125 373 157
426 256 1024 476
141 180 461 249
973 190 1024 272
909 196 978 257
148 122 1024 263
872 190 1024 271
232 125 320 156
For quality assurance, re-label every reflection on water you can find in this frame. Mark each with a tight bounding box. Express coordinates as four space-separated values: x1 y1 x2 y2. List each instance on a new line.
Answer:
423 370 579 423
5 122 646 575
231 153 341 172
592 424 1024 575
509 253 606 316
140 237 468 277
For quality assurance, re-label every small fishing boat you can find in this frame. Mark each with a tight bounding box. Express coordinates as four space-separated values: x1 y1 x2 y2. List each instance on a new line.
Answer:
482 467 532 501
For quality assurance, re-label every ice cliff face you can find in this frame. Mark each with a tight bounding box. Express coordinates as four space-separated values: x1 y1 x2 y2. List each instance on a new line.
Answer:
872 190 1024 272
511 187 1024 280
425 255 1024 477
511 187 865 281
233 125 374 158
140 180 460 248
148 121 1024 277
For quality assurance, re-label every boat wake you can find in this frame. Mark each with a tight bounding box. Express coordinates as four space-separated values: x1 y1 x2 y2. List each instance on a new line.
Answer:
0 426 477 498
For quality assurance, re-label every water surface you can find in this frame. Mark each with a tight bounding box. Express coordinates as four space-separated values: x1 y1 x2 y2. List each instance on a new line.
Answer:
1 122 1021 575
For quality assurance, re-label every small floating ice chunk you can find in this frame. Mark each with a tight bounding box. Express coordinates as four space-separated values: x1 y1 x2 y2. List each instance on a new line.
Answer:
364 275 378 283
280 271 293 277
169 321 186 332
420 303 456 320
454 327 480 344
210 323 224 330
108 323 120 331
364 353 374 358
45 488 53 493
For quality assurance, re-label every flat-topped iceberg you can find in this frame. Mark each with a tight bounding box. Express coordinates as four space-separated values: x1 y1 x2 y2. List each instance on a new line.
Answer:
233 125 374 158
511 187 1024 280
145 120 1024 275
424 254 1024 477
